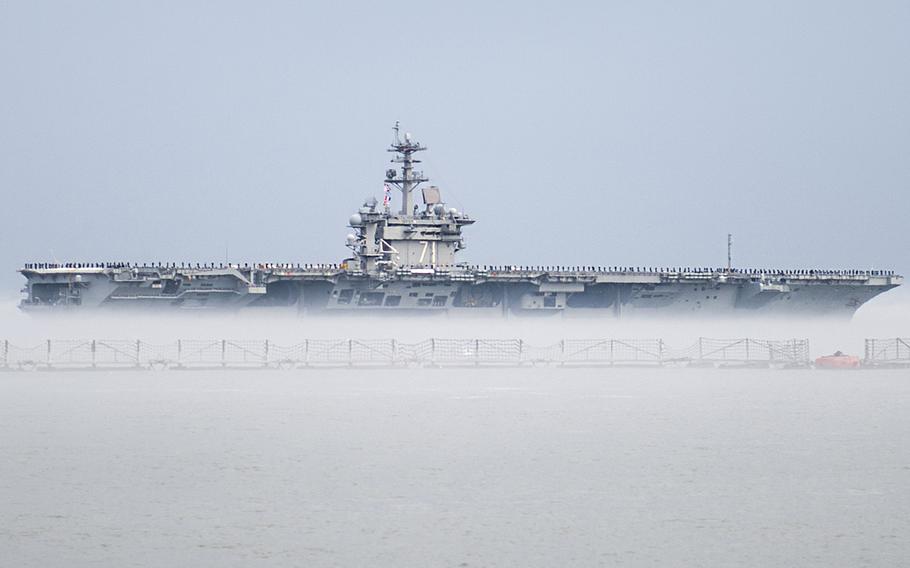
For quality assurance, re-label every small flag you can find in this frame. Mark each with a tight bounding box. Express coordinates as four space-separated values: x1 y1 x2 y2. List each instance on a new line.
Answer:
383 184 392 207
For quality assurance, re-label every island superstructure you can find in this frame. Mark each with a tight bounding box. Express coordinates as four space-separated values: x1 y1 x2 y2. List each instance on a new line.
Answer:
18 124 902 317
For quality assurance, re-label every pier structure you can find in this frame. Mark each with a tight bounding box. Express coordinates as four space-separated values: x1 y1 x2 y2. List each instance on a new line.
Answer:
0 337 813 371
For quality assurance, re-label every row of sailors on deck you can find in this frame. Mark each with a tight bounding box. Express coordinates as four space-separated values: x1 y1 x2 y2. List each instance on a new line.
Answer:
21 262 897 277
476 266 897 276
22 262 341 270
728 268 897 276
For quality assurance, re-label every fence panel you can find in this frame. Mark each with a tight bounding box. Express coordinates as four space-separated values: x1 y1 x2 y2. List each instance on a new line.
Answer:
864 338 910 365
692 338 809 366
48 340 94 368
138 341 180 368
93 340 141 367
306 340 354 365
223 340 268 367
350 339 396 365
521 342 563 364
266 342 308 367
5 342 49 370
176 340 224 367
562 339 664 364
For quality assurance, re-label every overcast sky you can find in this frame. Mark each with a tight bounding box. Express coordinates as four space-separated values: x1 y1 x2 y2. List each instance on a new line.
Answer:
1 1 908 290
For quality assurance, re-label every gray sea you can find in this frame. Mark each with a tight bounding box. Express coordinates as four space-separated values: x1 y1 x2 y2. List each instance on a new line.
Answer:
1 367 908 567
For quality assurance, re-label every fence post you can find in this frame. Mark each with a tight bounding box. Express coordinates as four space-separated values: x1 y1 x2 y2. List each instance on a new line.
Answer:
2 339 7 369
698 337 704 362
659 339 664 364
864 339 872 363
221 339 226 367
431 338 436 364
264 339 269 367
47 339 51 367
475 339 480 366
136 340 141 368
177 339 182 367
745 338 750 361
390 339 396 366
91 339 96 368
518 339 523 364
304 339 309 367
610 339 614 365
348 339 353 366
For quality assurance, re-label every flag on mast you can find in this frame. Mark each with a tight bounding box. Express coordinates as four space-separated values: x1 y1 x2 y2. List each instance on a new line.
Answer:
383 183 392 208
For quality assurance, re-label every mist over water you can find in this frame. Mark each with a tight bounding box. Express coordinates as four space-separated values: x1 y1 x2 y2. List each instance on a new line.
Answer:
1 286 907 356
1 290 909 566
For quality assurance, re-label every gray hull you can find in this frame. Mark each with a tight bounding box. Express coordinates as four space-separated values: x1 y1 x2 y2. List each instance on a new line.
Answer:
18 263 901 318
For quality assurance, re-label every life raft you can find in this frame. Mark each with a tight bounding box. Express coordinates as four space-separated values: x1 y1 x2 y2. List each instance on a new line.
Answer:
815 351 861 369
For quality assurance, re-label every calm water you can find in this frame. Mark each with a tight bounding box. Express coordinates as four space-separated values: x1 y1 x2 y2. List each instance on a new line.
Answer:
1 368 908 567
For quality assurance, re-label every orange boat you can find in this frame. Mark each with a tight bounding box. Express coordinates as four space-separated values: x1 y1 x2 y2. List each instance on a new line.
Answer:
815 351 861 369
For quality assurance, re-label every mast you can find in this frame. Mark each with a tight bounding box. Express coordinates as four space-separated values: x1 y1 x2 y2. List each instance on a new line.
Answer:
385 121 428 216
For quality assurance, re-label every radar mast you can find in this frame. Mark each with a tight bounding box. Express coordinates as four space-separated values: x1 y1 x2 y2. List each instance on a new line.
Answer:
385 121 428 216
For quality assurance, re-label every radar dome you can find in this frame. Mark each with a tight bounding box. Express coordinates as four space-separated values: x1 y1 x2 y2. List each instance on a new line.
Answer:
433 204 445 216
349 213 362 226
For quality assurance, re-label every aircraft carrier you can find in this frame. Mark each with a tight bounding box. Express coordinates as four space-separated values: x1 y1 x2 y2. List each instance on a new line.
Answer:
18 124 902 317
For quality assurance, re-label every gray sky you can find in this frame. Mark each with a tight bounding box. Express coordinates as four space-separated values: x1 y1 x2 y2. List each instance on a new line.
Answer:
1 1 908 290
